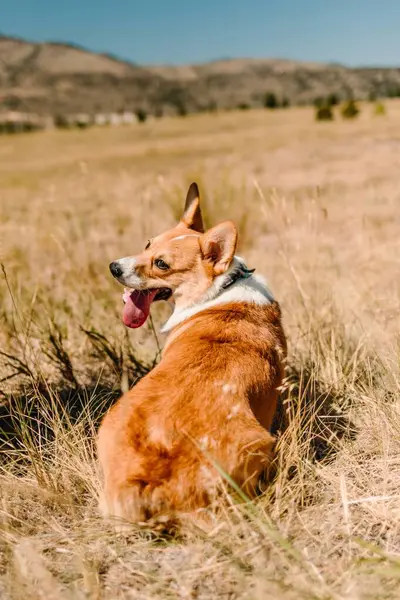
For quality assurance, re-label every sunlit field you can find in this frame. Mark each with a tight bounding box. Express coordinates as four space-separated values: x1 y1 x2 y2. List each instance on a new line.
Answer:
1 103 399 599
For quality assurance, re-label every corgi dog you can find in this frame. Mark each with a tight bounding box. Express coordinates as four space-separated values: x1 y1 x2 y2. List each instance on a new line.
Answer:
98 183 286 527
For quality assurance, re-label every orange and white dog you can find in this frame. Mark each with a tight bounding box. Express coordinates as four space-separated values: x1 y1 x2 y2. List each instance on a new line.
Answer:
97 183 286 526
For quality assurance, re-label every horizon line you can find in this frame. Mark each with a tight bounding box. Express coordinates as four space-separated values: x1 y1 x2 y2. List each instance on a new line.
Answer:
1 31 400 70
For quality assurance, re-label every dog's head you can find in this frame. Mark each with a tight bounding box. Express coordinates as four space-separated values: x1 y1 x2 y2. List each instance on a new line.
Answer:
109 183 238 328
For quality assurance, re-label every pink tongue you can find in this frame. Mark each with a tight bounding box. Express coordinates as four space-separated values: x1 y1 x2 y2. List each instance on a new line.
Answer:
122 289 158 328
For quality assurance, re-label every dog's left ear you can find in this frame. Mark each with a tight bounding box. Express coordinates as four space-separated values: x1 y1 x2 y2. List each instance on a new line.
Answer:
200 220 237 275
181 182 204 233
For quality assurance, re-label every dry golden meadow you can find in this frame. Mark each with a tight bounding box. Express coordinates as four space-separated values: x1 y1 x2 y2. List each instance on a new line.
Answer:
0 104 399 599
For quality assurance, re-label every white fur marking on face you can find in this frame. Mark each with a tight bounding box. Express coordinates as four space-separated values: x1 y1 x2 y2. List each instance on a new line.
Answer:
114 256 143 287
117 256 137 269
171 234 201 241
161 256 275 333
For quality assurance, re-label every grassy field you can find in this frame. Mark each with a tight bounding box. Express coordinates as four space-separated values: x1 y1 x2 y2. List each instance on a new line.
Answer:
0 103 399 599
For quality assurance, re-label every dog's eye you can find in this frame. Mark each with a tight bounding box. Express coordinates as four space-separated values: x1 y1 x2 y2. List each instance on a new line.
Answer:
145 240 151 250
155 258 170 271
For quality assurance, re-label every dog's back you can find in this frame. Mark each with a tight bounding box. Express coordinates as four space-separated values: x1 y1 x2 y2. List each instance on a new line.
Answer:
98 300 286 524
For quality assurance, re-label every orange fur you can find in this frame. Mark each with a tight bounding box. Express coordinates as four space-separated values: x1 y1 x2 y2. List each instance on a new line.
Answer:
98 184 287 527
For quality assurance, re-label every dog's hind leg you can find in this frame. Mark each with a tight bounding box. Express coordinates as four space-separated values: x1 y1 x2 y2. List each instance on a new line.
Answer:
232 432 277 499
100 481 148 531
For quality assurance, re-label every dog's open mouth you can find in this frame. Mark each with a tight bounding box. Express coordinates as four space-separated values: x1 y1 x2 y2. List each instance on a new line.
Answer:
122 288 172 329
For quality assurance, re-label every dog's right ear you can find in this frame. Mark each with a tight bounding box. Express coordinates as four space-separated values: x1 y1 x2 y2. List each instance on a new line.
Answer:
181 182 204 233
200 220 237 276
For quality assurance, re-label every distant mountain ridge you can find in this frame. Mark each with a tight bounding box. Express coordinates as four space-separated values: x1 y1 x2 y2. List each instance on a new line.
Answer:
1 34 400 116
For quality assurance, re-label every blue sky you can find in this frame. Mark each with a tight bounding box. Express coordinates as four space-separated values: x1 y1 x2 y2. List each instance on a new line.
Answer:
3 0 400 66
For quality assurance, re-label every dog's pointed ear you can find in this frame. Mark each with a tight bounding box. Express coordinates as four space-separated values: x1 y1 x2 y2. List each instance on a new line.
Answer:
181 182 204 232
200 220 237 275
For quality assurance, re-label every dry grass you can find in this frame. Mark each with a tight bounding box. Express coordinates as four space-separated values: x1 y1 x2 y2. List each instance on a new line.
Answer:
0 103 399 599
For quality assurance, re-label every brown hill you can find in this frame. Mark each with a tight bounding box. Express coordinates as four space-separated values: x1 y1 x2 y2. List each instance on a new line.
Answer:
1 35 400 116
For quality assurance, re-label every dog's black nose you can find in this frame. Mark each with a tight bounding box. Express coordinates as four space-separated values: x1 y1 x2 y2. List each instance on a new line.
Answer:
109 261 123 278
